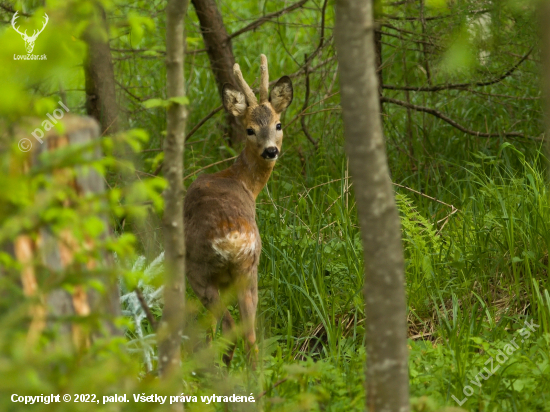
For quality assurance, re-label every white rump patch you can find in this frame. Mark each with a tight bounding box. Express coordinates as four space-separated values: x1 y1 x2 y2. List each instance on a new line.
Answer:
212 230 256 262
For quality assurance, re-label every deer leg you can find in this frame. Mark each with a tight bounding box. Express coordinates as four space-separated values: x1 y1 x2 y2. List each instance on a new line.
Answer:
237 279 259 369
190 281 237 366
220 308 237 366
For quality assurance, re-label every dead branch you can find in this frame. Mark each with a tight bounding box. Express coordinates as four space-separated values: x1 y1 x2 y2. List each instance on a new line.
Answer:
0 2 30 15
185 105 223 142
115 79 147 102
256 378 289 399
382 8 491 21
392 182 459 213
381 96 531 139
135 287 158 330
183 156 237 181
318 0 328 49
301 56 318 148
229 0 308 39
383 46 534 92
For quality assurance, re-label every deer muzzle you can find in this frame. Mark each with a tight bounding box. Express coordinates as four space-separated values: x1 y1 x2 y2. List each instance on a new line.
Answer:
261 147 279 160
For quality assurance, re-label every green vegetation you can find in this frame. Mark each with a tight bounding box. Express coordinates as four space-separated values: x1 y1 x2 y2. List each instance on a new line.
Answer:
1 0 549 411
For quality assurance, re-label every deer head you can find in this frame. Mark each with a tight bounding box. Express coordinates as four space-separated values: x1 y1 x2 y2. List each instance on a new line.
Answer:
222 55 293 162
12 12 49 54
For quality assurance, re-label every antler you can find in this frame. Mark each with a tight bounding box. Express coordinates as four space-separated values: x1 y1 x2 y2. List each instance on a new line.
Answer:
11 12 27 38
233 63 258 106
28 13 49 41
233 55 271 106
259 54 269 103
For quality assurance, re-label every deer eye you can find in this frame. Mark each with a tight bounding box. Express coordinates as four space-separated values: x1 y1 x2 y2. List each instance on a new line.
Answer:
276 123 282 131
247 128 255 136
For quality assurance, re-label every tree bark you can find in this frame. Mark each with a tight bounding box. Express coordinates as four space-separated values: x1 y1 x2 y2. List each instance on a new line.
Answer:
157 0 189 390
83 5 119 135
12 116 120 351
191 0 245 144
334 0 410 411
374 0 383 96
541 1 550 165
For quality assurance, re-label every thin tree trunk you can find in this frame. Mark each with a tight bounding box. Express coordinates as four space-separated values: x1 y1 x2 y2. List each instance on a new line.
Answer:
374 0 383 97
541 1 550 164
83 6 118 135
334 0 410 411
191 0 244 144
157 0 189 389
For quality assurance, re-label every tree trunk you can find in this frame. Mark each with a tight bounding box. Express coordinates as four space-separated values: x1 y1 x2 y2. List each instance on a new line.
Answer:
13 115 120 351
157 0 189 390
334 0 410 411
191 0 245 144
541 1 550 166
83 6 119 135
374 0 383 97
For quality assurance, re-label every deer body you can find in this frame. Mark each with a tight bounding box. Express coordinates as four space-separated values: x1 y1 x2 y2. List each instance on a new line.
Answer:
184 55 292 367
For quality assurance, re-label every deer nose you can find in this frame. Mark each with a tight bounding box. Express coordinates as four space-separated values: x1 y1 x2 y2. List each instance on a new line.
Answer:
261 147 279 160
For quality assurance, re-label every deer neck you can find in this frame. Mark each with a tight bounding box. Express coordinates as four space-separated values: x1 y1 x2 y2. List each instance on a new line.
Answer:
223 144 275 199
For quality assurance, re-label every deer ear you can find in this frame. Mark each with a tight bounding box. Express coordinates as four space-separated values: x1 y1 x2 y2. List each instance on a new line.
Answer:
223 84 247 117
269 76 293 114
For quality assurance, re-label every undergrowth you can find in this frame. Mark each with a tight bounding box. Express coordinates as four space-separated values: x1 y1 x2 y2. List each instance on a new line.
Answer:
125 141 550 411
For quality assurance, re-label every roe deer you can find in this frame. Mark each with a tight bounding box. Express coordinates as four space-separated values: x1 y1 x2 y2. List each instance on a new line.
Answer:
184 55 293 367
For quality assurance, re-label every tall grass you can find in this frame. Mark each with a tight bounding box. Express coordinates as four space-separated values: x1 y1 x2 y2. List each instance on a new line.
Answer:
101 2 550 409
139 136 550 410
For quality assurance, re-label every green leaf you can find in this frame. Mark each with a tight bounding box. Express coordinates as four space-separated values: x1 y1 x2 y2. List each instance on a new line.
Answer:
143 96 188 109
168 96 189 105
143 98 168 109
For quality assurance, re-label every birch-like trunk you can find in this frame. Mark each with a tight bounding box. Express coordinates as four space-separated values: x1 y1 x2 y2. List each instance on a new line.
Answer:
157 0 189 387
334 0 410 411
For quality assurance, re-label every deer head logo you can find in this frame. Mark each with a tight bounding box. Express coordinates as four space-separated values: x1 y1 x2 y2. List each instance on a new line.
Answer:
11 12 49 54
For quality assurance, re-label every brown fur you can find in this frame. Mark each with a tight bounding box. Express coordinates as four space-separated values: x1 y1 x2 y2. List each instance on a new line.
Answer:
184 58 293 368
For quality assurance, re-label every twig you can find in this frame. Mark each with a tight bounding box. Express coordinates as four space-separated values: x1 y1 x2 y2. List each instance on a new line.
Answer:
289 56 337 81
101 116 119 137
382 8 491 21
229 0 308 39
381 96 531 139
135 287 157 330
185 105 223 142
318 0 328 49
153 105 224 176
378 27 439 49
256 378 289 399
392 182 459 213
284 91 339 129
383 46 534 92
300 56 318 148
183 156 237 181
392 182 459 235
115 79 146 102
0 3 30 15
111 0 307 59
